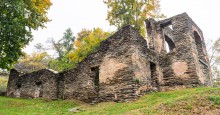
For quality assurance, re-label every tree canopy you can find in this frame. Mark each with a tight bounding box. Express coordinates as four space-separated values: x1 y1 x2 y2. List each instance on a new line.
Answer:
68 28 111 64
0 0 52 70
48 28 76 71
50 28 75 61
104 0 164 36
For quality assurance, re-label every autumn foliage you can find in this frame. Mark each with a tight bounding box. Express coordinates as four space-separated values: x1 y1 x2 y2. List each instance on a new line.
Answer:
104 0 164 36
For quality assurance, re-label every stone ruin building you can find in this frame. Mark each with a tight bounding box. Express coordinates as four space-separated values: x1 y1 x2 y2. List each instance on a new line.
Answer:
6 13 212 103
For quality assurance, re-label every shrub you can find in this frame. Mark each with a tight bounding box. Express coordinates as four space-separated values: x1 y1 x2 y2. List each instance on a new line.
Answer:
209 96 220 105
0 77 8 92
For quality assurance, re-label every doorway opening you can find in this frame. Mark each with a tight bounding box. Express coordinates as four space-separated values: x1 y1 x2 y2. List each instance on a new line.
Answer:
150 62 158 87
35 81 42 97
91 66 100 88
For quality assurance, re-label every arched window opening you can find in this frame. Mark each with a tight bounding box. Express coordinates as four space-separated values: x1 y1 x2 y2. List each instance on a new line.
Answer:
194 31 205 61
164 35 175 53
194 31 202 46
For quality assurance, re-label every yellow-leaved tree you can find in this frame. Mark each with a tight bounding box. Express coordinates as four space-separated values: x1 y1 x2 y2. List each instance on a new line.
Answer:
47 28 111 72
68 28 112 65
103 0 164 36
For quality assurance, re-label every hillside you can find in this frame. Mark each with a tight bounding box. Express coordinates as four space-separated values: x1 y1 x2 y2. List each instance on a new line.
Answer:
0 87 219 114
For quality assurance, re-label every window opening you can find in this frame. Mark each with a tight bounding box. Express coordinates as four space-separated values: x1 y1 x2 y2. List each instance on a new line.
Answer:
164 35 175 53
150 62 158 86
194 31 205 61
91 66 99 87
36 81 42 86
16 83 21 89
35 81 42 97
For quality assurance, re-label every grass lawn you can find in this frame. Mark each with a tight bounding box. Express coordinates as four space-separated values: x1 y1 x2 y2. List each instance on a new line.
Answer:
0 96 79 115
0 87 220 115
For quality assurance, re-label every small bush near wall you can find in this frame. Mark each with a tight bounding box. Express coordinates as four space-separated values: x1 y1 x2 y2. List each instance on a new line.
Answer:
0 76 8 93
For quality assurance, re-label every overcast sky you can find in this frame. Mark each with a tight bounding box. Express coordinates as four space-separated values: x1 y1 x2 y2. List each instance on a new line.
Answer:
23 0 220 54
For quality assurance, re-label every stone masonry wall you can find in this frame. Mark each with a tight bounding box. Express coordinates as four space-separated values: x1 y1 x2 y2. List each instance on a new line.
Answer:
63 25 158 103
7 69 59 99
146 13 212 91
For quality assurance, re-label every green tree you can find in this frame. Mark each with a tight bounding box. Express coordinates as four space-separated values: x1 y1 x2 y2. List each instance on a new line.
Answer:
51 28 75 61
48 28 75 71
0 0 52 70
34 43 46 53
104 0 164 36
48 56 74 72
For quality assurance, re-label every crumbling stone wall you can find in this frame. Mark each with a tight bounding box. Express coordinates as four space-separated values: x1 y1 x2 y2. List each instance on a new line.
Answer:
63 25 160 103
7 69 59 99
6 13 212 103
146 13 212 90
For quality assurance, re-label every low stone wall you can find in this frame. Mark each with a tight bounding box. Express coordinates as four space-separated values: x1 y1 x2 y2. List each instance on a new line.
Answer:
7 69 59 100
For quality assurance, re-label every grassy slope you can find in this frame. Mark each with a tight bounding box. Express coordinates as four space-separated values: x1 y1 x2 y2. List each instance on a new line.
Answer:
0 87 220 115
